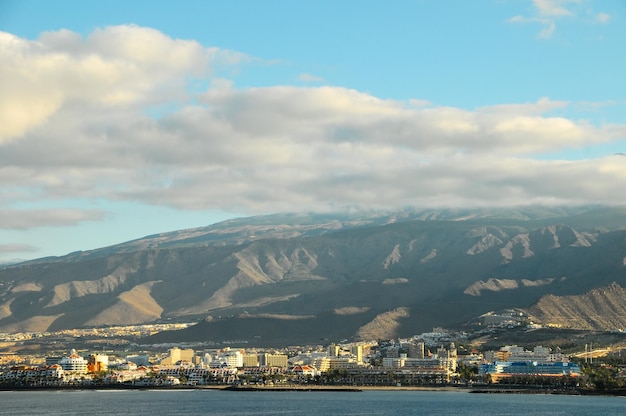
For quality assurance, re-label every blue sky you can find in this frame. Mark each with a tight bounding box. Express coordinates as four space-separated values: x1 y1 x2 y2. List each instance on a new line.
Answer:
1 0 625 262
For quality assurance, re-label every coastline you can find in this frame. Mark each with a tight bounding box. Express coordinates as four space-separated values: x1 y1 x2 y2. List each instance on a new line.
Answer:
223 385 362 392
0 384 465 393
3 383 626 396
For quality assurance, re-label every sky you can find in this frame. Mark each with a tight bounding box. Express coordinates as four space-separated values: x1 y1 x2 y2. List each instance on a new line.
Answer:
0 0 625 263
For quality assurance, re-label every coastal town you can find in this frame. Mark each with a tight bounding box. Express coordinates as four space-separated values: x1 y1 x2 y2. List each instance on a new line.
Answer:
2 321 623 392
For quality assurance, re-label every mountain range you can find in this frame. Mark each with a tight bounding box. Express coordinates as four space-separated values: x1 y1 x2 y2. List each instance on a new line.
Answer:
1 206 626 346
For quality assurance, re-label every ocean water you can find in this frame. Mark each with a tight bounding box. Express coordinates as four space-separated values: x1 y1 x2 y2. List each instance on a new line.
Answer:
0 389 624 415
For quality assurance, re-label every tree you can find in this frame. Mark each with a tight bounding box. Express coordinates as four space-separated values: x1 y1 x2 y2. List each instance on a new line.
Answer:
456 363 478 382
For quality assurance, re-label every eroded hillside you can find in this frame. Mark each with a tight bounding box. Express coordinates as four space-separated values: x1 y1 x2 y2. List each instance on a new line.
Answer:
528 283 626 331
1 207 625 345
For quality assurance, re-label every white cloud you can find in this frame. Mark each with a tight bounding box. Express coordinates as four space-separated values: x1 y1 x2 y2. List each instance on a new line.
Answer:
533 0 579 17
409 99 432 108
0 25 246 143
507 14 558 40
538 21 557 38
299 73 325 83
596 12 611 24
0 244 39 253
509 0 598 39
0 209 107 230
1 26 626 220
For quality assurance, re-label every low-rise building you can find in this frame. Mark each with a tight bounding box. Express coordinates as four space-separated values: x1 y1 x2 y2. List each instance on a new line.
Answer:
291 364 318 377
259 353 288 368
59 350 88 374
479 361 582 382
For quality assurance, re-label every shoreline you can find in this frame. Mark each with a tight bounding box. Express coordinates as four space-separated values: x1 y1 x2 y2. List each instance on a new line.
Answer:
0 384 469 393
2 384 626 396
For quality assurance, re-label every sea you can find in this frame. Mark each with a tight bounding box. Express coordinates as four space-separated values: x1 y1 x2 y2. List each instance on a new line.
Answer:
1 389 624 415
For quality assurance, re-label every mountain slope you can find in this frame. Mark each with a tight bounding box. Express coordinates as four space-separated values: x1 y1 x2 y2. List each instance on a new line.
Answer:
1 207 626 345
527 283 626 331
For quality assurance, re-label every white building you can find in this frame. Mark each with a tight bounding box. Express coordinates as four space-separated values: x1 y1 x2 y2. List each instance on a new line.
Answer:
59 350 88 374
126 354 149 366
210 350 243 368
45 364 64 379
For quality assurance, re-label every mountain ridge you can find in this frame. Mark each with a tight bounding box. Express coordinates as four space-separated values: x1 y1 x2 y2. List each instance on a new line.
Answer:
12 206 611 266
1 206 626 345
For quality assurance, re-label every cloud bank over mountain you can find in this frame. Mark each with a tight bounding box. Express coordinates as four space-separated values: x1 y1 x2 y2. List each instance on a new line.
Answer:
1 25 625 231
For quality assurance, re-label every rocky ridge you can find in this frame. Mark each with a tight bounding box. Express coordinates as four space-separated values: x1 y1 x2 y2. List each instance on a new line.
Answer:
1 206 626 345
